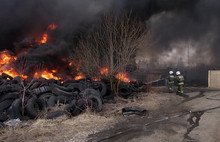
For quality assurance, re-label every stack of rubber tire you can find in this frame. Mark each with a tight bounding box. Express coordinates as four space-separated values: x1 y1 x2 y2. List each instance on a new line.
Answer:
0 74 106 122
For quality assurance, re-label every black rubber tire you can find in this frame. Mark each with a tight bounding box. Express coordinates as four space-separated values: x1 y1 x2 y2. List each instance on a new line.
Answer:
39 93 53 101
87 95 103 112
81 88 102 98
47 96 70 107
26 97 46 119
52 87 75 97
66 83 85 92
47 96 57 107
0 113 8 122
92 81 107 97
74 99 87 115
46 110 70 119
30 81 41 90
52 84 71 92
0 92 19 102
63 80 79 87
64 100 77 116
0 99 13 112
8 98 23 119
119 86 132 99
32 86 52 95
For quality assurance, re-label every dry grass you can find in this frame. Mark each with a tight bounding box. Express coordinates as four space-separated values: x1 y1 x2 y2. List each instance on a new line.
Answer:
0 90 176 142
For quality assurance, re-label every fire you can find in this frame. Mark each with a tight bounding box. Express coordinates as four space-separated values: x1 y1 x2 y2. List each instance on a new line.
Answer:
74 72 85 80
68 62 73 67
40 24 58 44
0 50 16 65
40 33 48 44
100 67 109 75
115 72 130 83
1 68 28 79
0 50 27 79
34 70 61 80
93 77 101 82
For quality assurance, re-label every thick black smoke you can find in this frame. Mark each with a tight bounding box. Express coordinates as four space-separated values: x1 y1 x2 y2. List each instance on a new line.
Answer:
0 0 220 74
0 0 116 50
140 0 220 67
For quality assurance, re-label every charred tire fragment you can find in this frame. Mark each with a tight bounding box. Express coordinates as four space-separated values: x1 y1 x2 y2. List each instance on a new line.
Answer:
26 97 46 119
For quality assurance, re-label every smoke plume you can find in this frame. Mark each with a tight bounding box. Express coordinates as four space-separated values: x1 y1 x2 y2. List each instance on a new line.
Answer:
0 0 220 69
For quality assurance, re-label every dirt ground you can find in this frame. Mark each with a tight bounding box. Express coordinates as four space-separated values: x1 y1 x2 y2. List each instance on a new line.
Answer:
0 87 220 142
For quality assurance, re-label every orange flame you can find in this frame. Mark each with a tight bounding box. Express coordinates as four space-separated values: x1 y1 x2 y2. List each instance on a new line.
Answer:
100 67 109 75
1 68 28 79
74 72 85 80
93 77 101 82
0 51 27 79
34 70 61 80
40 24 58 44
115 72 130 83
0 50 16 65
40 33 48 44
68 62 73 67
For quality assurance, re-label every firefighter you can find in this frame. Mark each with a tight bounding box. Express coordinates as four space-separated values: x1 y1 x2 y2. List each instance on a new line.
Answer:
167 71 175 93
175 71 184 95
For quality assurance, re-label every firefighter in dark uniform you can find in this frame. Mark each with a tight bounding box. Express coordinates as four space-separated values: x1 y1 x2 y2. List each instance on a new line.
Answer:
167 71 175 93
175 71 184 95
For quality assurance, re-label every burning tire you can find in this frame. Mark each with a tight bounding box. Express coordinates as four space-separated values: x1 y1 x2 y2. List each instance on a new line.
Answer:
26 97 46 119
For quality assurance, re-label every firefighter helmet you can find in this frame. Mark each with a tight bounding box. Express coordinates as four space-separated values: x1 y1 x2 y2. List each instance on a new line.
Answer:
169 71 174 75
176 71 181 75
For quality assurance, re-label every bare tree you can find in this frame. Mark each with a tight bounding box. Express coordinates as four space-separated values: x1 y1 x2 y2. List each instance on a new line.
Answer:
75 13 149 79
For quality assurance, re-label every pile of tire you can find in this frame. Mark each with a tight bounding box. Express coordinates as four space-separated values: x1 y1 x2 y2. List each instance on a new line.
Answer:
0 75 107 122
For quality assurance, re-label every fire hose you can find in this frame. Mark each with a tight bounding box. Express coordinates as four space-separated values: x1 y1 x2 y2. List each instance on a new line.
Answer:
94 105 220 142
143 78 166 85
206 93 220 100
